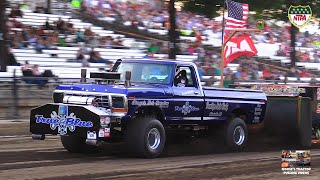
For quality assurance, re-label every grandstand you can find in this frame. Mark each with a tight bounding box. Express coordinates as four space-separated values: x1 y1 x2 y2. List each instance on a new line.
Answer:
0 0 319 87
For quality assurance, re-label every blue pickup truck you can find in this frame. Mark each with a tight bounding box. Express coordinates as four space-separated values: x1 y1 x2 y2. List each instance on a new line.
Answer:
30 59 267 158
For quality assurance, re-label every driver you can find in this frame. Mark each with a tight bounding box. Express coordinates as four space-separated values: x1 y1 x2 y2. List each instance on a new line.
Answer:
174 70 188 87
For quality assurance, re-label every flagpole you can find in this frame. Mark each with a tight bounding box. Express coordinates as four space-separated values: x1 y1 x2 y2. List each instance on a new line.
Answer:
220 0 226 88
221 0 226 44
220 32 236 88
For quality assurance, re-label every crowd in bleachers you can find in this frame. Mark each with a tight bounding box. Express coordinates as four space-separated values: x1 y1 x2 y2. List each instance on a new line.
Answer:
2 1 320 88
82 0 220 42
82 0 320 63
7 8 126 50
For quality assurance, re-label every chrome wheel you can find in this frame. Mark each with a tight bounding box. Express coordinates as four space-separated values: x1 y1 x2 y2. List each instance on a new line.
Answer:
147 128 161 150
233 126 245 145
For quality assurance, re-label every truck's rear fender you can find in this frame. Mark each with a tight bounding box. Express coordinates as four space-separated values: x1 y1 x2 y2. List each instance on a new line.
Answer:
227 100 267 124
30 103 108 137
230 108 248 121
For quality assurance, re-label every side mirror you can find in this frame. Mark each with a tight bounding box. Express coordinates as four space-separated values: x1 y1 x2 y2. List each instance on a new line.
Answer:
125 71 131 87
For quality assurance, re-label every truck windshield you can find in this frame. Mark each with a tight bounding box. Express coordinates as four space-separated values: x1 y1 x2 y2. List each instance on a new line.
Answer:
113 62 174 85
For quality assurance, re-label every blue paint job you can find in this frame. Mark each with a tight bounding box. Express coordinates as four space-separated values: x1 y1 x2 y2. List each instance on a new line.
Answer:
54 59 267 125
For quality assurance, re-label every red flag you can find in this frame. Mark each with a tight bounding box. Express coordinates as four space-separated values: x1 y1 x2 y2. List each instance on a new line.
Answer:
223 34 257 66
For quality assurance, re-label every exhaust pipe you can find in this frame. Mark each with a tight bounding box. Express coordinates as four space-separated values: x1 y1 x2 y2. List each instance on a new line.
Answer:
32 134 45 140
81 69 87 83
125 71 131 87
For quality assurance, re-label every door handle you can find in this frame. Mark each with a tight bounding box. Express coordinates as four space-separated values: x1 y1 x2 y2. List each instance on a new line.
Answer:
194 91 199 94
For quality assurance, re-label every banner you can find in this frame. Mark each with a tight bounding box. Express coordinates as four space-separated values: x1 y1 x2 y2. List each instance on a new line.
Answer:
223 34 257 66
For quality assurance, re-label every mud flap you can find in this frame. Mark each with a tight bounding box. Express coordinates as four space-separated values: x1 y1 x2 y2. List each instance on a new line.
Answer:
30 104 101 137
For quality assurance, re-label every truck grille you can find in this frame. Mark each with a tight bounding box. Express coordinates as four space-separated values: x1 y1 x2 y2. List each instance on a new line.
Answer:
93 96 110 109
63 93 110 109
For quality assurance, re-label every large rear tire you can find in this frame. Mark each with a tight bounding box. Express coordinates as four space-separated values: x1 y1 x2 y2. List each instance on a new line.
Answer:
125 118 166 158
61 135 98 153
224 117 248 150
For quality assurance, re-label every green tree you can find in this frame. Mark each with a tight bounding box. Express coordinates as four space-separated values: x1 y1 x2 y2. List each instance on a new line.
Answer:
182 0 319 20
182 0 223 18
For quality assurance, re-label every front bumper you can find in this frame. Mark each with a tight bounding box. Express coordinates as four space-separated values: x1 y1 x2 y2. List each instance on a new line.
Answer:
30 103 125 140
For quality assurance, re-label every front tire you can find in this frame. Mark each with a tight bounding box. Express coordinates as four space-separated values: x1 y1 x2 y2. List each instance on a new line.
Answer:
125 118 166 158
225 117 248 150
61 135 98 153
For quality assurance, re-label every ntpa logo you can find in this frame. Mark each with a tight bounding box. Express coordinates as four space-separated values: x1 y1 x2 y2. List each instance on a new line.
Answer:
288 5 312 29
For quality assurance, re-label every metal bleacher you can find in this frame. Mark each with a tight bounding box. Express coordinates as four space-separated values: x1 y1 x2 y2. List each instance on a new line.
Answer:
1 4 319 85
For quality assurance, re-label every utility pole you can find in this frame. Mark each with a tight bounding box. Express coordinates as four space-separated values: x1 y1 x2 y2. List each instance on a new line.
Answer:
47 0 51 14
290 23 297 67
168 0 178 59
0 0 7 72
289 0 297 67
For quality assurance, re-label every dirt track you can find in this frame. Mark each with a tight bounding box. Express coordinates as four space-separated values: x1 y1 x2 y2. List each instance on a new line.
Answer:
0 122 320 179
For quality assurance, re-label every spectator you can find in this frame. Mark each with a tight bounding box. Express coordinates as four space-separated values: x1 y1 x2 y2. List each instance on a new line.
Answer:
300 51 311 62
31 64 58 87
299 68 309 78
76 49 86 62
88 49 105 63
44 18 52 30
262 65 274 80
7 47 20 66
112 37 124 47
310 76 318 85
234 67 242 79
56 17 66 34
9 5 23 18
287 67 299 77
84 27 94 39
195 45 205 62
224 69 235 88
187 43 195 55
35 38 48 53
76 29 85 43
21 61 33 83
21 61 32 73
148 43 160 54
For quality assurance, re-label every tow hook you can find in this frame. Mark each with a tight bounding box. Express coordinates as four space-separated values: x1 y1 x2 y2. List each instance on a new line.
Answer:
86 139 101 146
32 134 45 140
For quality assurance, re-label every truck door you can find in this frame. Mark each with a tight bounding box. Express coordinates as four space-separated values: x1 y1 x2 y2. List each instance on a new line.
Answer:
171 66 204 121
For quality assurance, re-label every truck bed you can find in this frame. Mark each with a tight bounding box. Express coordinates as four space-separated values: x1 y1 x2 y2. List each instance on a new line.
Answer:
203 86 267 100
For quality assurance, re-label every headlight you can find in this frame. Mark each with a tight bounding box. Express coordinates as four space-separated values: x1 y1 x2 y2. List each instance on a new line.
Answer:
53 92 64 103
100 117 111 125
112 96 125 108
111 96 127 113
91 96 109 108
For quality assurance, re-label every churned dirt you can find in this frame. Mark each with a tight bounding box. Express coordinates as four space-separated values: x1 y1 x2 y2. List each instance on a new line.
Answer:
0 122 319 180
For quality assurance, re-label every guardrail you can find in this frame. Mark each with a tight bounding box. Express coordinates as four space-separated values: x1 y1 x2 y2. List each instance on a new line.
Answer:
0 69 81 119
0 69 319 120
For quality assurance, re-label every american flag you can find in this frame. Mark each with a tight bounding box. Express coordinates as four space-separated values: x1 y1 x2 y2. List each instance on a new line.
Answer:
225 0 249 31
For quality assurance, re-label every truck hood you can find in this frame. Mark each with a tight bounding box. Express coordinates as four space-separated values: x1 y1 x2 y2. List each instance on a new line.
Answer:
55 83 169 97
